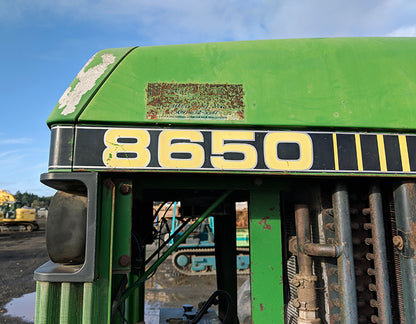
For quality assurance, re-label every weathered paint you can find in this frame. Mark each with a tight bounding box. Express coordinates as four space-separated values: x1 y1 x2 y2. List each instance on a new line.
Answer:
46 47 135 125
46 38 416 132
249 189 284 323
58 54 116 116
146 82 245 120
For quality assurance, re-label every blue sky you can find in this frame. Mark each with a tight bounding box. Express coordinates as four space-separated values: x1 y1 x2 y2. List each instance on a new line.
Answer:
1 0 415 196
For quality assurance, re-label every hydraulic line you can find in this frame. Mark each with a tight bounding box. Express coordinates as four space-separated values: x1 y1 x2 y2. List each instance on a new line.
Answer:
120 190 232 303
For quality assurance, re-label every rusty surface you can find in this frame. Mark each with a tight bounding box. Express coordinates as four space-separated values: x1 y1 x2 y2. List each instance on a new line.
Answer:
389 200 406 323
120 183 132 195
393 235 404 250
118 254 131 267
322 207 341 324
146 82 245 120
293 204 320 323
302 242 340 258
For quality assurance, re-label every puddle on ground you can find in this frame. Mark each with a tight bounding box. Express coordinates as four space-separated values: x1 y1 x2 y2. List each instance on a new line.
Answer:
4 292 35 323
4 292 159 324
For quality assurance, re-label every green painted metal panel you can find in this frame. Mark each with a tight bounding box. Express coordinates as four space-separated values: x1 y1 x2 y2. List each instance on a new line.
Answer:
112 181 132 273
59 283 83 324
47 47 135 126
249 189 284 323
46 38 416 131
35 282 61 324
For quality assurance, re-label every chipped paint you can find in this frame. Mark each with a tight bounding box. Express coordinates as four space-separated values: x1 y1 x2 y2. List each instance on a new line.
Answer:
57 53 116 116
260 303 264 311
146 82 245 120
258 216 271 230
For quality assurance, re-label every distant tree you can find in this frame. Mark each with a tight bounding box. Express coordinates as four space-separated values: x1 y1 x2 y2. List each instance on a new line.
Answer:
13 191 53 208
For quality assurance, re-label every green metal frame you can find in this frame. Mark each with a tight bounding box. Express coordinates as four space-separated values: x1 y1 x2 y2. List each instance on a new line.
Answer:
36 38 416 323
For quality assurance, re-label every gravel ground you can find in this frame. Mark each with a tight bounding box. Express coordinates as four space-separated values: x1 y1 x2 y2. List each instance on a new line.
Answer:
0 219 48 324
0 219 249 323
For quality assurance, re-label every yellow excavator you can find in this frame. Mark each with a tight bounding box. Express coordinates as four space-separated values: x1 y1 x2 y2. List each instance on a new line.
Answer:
0 190 39 232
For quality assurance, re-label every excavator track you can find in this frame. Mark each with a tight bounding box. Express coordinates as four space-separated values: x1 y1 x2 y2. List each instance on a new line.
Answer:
172 247 250 276
0 222 39 232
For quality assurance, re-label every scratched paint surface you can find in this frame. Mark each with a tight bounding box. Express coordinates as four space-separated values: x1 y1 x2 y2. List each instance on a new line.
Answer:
47 38 416 131
46 47 134 125
249 190 284 323
145 82 245 120
58 53 116 116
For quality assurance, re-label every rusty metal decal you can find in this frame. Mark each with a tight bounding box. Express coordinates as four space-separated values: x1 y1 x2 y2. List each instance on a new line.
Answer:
146 83 245 120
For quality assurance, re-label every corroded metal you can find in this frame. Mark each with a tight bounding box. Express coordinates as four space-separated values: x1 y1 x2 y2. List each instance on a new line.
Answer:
293 204 320 324
368 185 392 324
393 182 416 323
332 183 358 324
146 82 245 120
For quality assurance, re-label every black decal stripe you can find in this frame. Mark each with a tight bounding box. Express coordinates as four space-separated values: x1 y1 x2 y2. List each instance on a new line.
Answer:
360 135 381 171
49 127 74 169
74 128 106 167
337 134 358 171
384 135 402 172
310 133 335 171
407 136 416 172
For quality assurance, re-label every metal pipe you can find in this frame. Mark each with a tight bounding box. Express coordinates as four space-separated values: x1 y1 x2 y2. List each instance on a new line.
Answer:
368 185 392 324
332 183 358 324
394 182 416 323
121 190 232 301
295 204 314 275
294 204 320 324
302 242 341 258
144 217 190 265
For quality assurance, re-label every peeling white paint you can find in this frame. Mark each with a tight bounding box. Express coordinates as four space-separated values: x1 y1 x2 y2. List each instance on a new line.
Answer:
57 53 116 116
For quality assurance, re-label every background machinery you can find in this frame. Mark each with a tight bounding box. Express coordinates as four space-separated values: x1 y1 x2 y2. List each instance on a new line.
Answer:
35 38 416 323
169 209 250 275
0 190 38 232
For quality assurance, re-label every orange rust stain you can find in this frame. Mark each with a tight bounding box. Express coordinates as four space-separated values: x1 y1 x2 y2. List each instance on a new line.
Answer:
258 217 271 230
260 303 264 311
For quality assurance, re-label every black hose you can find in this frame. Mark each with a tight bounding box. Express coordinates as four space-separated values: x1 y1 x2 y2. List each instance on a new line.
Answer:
191 290 238 324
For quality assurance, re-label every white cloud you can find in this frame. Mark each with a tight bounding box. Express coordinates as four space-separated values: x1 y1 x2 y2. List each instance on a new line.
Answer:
0 138 32 145
2 0 416 42
387 25 416 37
0 150 19 158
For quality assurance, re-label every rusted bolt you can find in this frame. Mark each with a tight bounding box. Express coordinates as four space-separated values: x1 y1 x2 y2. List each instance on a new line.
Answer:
288 236 298 255
363 223 373 231
368 283 377 292
325 223 335 231
369 299 378 308
120 184 132 195
393 235 404 250
362 207 371 215
118 255 131 267
367 268 376 276
291 278 300 287
292 298 300 308
366 253 375 261
364 238 373 245
371 315 379 323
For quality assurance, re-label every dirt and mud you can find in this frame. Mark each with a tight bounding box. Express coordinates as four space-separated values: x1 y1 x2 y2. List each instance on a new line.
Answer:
0 219 249 323
0 219 48 324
